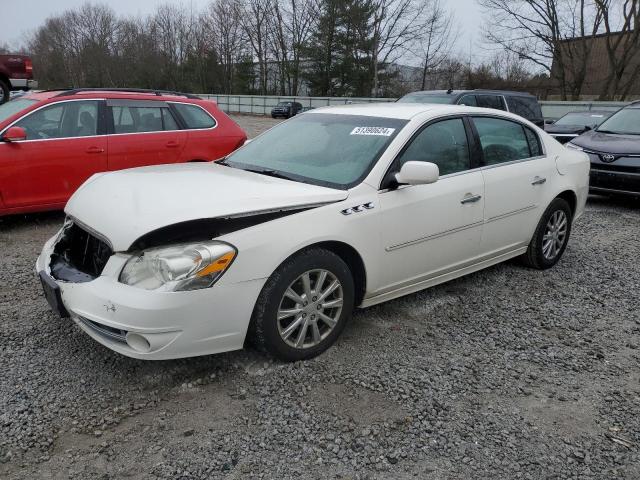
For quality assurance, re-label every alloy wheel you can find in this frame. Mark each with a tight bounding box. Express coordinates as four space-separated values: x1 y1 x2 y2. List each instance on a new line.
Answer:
542 210 568 260
277 269 343 349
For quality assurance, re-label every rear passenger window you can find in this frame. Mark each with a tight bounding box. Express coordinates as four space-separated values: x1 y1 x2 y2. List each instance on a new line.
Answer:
173 103 216 129
476 95 506 111
473 117 531 165
111 106 179 134
397 118 470 176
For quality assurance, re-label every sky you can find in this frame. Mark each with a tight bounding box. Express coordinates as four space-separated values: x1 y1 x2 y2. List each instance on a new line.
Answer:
0 0 484 59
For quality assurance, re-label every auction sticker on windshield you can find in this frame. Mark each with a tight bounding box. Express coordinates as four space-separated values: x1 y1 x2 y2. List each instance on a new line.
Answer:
350 127 396 136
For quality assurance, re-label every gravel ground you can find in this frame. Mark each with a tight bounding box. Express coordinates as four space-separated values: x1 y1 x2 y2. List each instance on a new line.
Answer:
1 115 640 479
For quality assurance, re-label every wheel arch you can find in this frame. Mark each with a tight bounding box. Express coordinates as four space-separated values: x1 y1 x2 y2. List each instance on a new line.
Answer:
288 240 367 307
556 189 577 216
0 73 9 86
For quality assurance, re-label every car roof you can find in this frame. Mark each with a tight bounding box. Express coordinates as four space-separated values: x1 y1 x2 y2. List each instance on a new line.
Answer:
22 89 202 102
307 102 525 121
404 89 536 98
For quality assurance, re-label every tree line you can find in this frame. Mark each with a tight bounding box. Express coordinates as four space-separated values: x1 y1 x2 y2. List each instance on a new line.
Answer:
23 0 457 97
8 0 640 99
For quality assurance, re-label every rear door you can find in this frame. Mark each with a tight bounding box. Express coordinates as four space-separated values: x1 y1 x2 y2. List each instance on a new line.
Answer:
471 115 556 255
0 99 107 208
106 99 187 170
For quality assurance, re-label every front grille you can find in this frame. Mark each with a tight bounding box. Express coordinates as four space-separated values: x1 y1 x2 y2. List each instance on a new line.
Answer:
50 222 113 282
590 162 640 174
77 316 127 343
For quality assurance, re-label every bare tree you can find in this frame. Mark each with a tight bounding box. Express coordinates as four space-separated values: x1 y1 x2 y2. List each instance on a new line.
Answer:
205 0 245 93
370 0 430 96
239 0 272 94
284 0 316 95
479 0 604 99
417 0 456 90
595 0 640 99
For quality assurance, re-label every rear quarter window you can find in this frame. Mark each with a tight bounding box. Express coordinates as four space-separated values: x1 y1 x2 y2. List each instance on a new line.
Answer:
173 103 216 129
507 96 542 120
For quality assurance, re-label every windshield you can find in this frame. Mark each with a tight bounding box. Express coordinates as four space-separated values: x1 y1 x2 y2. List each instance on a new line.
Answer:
556 112 608 127
0 99 37 123
397 93 455 105
277 102 291 106
225 113 407 189
597 108 640 135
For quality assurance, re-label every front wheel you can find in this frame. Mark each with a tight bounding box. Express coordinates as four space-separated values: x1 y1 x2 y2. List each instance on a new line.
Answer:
0 80 9 105
250 248 355 361
520 198 573 269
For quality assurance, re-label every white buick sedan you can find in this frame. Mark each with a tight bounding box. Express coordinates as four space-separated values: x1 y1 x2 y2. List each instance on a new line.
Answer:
36 104 589 361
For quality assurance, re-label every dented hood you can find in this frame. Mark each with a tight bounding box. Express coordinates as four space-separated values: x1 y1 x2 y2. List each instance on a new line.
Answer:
65 163 348 251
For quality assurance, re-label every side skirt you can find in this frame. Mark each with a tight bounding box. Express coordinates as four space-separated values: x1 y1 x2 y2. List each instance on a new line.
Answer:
359 246 528 308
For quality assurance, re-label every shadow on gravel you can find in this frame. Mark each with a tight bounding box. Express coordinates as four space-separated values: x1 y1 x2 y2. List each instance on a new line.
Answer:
587 193 640 210
0 210 65 231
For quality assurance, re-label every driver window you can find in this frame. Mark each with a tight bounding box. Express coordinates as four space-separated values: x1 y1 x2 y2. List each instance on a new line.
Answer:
396 118 471 176
15 101 98 140
472 117 531 165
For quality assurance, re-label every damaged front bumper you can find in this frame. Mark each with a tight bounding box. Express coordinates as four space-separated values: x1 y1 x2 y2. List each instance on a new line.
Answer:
36 232 265 360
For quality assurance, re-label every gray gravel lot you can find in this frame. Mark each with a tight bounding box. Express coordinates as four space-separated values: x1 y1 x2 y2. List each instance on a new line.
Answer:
1 114 640 479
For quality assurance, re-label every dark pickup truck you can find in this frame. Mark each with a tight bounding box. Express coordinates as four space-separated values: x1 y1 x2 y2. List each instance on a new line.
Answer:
0 54 38 104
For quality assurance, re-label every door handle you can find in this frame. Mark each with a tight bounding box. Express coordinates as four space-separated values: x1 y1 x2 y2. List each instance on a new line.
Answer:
532 176 547 185
166 141 180 148
86 147 104 154
461 194 482 204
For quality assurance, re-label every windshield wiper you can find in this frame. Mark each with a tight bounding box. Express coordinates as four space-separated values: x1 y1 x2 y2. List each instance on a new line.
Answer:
242 167 296 181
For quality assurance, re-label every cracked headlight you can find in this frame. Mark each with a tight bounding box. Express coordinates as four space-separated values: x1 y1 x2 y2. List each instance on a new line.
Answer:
119 241 236 291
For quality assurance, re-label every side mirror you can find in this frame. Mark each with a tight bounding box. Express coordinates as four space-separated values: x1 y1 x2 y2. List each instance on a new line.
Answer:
2 126 27 143
584 125 592 131
545 119 555 125
395 161 439 186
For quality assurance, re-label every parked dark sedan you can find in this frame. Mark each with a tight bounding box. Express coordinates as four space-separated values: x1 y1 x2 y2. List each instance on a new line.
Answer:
567 102 640 197
271 101 303 119
546 111 611 144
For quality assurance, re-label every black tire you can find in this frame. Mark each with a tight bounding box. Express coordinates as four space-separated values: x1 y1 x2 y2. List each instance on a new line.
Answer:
520 198 573 269
250 248 355 361
0 79 9 105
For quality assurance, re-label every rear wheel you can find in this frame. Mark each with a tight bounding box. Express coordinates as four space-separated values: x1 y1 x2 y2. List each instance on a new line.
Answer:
520 198 572 269
250 248 354 361
0 79 9 105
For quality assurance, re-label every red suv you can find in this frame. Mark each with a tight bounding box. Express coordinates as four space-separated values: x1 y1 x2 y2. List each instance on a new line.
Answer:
0 88 247 216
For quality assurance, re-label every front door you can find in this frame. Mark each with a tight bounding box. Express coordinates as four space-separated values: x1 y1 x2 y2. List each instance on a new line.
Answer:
377 117 485 294
0 100 107 209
